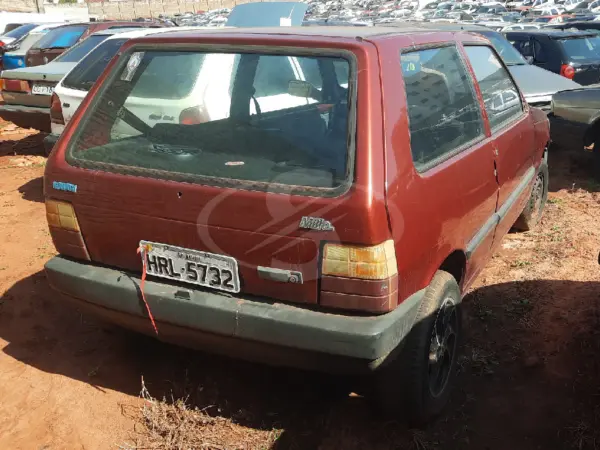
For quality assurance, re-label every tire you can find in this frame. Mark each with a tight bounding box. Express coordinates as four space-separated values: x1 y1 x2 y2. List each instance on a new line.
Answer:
371 271 462 426
594 146 600 181
513 157 549 232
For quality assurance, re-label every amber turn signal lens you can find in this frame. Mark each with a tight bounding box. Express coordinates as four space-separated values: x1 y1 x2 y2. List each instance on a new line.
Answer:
46 199 80 232
322 240 398 280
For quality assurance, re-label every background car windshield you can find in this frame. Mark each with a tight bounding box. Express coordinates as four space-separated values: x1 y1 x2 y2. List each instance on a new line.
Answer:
62 38 127 90
68 50 352 192
478 31 528 65
54 34 110 63
559 36 600 60
2 23 38 40
32 25 87 50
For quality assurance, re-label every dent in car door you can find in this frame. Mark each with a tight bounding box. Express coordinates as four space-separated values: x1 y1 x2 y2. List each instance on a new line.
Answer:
464 45 535 246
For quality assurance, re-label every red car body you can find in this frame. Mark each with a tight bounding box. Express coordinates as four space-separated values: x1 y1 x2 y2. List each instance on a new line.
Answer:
42 26 550 420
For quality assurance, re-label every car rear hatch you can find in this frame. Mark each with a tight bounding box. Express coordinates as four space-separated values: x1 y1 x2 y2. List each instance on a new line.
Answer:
1 62 76 107
45 42 392 311
26 24 89 67
555 34 600 85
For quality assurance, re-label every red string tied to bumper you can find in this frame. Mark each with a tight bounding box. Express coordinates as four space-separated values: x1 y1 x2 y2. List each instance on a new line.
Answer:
137 243 159 335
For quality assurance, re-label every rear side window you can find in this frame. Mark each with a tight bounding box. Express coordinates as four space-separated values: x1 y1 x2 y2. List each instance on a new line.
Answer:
465 46 523 130
54 34 109 63
67 50 353 195
401 46 483 170
558 36 600 61
62 38 127 91
32 25 87 50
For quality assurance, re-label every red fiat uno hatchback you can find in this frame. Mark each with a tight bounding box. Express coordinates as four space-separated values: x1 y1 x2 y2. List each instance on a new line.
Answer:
43 26 550 423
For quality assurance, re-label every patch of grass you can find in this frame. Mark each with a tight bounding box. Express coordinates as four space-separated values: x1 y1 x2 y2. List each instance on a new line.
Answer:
126 378 281 450
510 260 532 269
547 197 565 206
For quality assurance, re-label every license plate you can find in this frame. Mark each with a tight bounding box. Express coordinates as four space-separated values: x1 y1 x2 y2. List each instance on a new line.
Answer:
139 241 240 293
31 83 54 95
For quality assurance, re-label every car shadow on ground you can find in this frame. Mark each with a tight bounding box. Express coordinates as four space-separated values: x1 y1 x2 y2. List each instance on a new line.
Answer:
549 145 600 193
17 177 44 203
1 271 599 449
0 132 46 157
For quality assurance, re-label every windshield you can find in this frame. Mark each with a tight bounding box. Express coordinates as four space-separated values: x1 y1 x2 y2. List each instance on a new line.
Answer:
54 34 110 63
62 38 127 90
558 36 600 61
32 25 87 50
3 23 38 40
477 30 528 65
68 50 352 193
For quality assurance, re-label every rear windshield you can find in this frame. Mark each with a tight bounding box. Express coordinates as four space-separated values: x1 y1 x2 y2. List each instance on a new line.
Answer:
32 25 87 50
62 38 127 91
558 36 600 61
3 23 38 40
67 50 353 195
54 34 110 63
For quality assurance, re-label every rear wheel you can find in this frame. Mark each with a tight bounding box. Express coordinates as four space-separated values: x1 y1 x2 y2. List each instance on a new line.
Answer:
513 157 548 232
371 271 462 426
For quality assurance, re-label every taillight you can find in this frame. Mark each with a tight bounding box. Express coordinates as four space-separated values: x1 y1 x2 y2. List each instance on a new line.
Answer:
0 41 5 47
50 93 64 125
179 106 206 125
560 64 575 79
320 240 398 314
1 79 29 92
46 199 90 261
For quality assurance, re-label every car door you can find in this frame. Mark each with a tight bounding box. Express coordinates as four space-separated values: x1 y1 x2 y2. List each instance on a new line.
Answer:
464 45 535 248
384 43 499 290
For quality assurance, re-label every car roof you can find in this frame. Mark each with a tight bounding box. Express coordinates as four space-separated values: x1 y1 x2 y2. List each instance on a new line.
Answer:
385 21 496 33
131 24 490 41
103 25 201 41
89 27 151 37
503 29 597 38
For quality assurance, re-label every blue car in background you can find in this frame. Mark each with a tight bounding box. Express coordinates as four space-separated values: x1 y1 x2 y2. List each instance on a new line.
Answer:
2 24 62 70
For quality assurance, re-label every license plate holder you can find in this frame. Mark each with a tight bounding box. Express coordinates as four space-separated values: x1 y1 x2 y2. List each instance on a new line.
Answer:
140 240 240 294
31 83 54 95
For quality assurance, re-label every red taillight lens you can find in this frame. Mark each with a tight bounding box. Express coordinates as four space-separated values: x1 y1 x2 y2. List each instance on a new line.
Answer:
560 64 575 79
179 106 206 125
2 79 29 92
50 93 64 125
0 41 5 47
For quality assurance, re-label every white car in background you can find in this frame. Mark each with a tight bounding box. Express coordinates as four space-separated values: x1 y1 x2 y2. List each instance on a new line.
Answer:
47 28 347 152
501 23 544 31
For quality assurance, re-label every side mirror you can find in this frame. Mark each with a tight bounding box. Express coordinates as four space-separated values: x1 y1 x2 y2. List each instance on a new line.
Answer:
288 80 321 101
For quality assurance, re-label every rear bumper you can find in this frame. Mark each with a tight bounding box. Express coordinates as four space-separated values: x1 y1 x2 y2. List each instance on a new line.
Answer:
44 256 424 373
0 103 50 131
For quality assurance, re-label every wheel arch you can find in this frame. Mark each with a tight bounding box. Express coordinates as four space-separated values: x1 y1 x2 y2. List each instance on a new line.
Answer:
438 250 467 292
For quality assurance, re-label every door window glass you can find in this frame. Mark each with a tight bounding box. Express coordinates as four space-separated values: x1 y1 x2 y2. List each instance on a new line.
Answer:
465 46 524 130
401 46 484 170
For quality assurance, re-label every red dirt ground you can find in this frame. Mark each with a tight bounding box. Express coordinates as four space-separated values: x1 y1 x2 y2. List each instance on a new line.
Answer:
0 126 598 449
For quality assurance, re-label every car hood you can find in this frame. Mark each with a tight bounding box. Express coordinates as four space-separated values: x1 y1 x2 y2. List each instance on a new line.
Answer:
508 63 581 99
1 62 77 82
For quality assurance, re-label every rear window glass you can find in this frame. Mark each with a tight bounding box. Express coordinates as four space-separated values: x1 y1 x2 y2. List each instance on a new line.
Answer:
558 36 600 60
67 50 353 194
32 25 87 50
54 34 109 63
3 23 38 39
62 38 127 91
